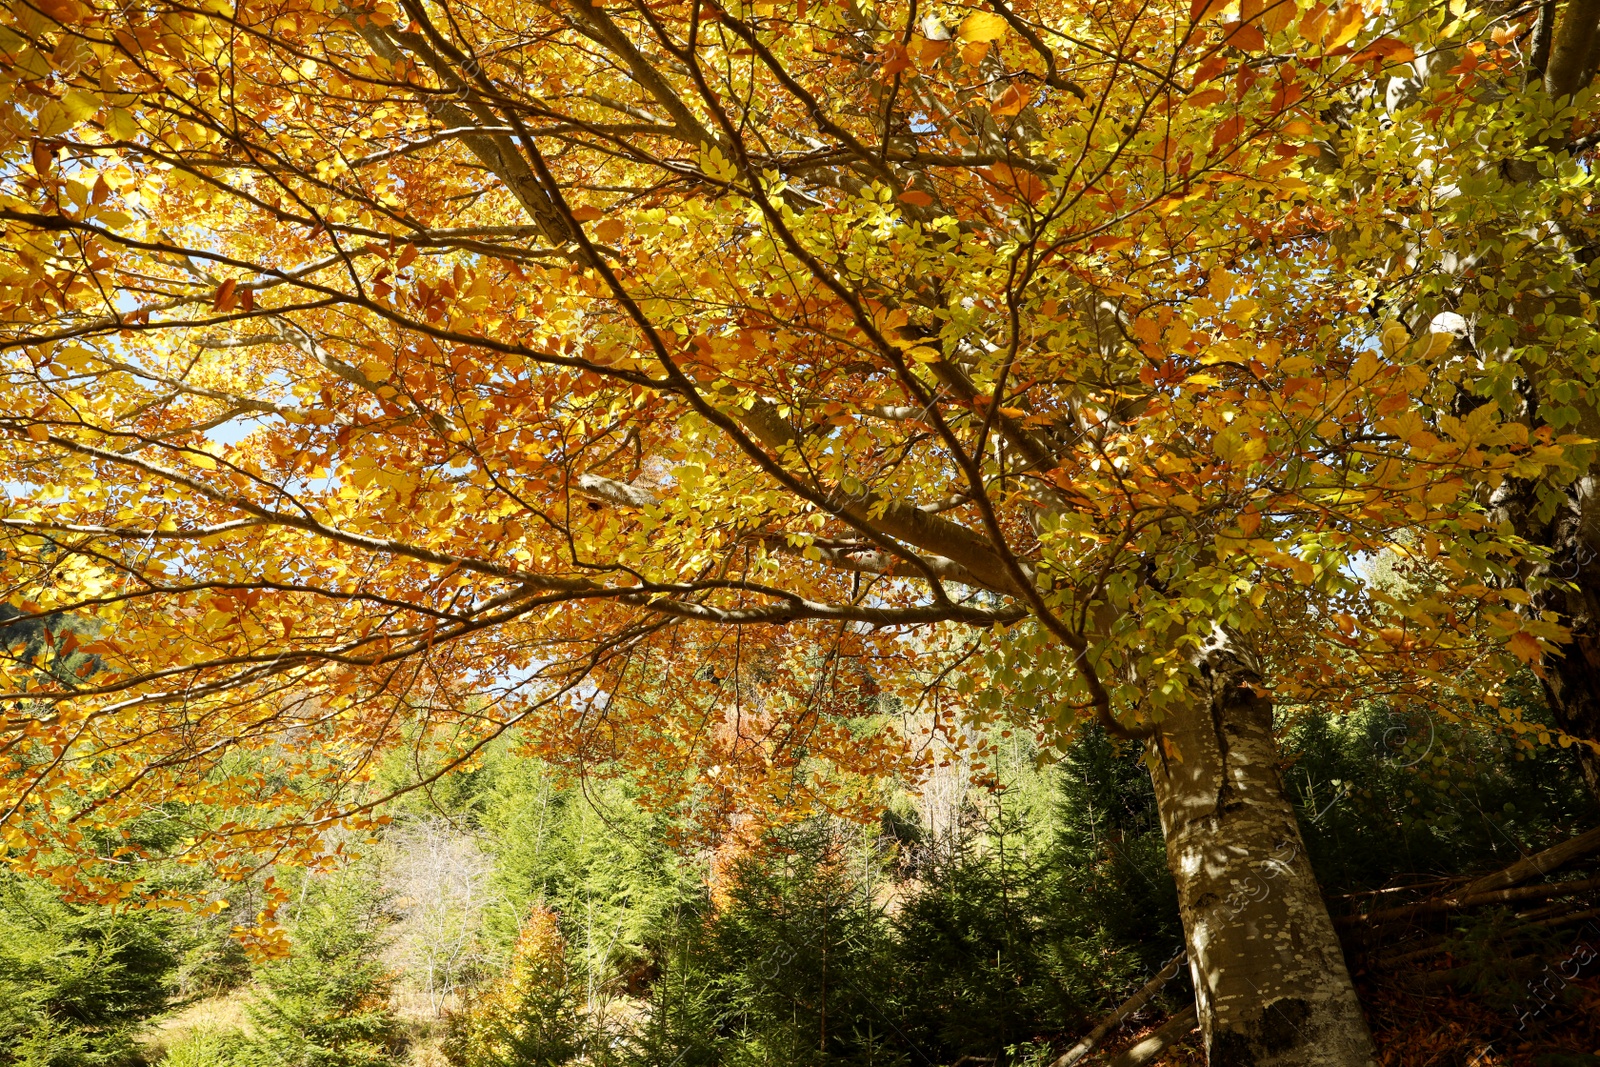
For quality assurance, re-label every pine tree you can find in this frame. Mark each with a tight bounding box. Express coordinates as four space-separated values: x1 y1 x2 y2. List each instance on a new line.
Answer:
238 873 402 1067
0 872 176 1067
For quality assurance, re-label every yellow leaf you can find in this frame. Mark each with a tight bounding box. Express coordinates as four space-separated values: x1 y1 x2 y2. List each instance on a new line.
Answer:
1421 331 1454 358
105 108 140 141
34 102 73 138
26 424 49 442
959 11 1009 42
1380 322 1409 355
61 89 100 125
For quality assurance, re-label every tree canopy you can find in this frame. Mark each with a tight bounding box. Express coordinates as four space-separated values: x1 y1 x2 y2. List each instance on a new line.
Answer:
4 0 1600 1053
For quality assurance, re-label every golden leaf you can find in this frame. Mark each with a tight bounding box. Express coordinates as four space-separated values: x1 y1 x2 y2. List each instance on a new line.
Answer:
1506 631 1543 665
958 11 1009 43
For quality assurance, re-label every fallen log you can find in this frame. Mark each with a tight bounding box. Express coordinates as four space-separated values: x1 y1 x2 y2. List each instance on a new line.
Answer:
1338 826 1600 937
1460 826 1600 896
1340 873 1600 932
1106 1007 1199 1067
1052 953 1186 1067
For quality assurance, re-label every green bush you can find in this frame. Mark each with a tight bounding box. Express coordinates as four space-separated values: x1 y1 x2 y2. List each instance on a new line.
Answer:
157 1028 249 1067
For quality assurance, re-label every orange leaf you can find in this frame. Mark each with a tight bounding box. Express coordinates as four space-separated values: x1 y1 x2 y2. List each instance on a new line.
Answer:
1507 631 1543 665
1270 76 1305 112
1211 114 1246 153
1298 3 1329 40
1089 235 1134 252
570 205 604 222
898 189 934 207
983 164 1048 204
1223 21 1267 52
595 218 626 243
1261 0 1296 31
880 41 912 78
991 83 1028 116
1192 55 1229 86
30 141 54 180
1350 36 1416 63
26 423 49 442
1323 2 1365 50
34 0 85 23
213 278 238 312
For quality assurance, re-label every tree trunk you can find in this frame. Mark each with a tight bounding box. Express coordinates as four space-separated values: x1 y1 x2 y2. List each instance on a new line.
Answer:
1493 472 1600 802
1531 477 1600 801
1147 635 1376 1066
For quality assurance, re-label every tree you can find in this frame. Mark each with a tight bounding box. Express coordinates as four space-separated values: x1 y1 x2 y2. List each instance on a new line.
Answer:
1286 0 1600 799
0 872 178 1067
384 817 496 1017
0 0 1591 1061
443 907 583 1067
237 871 404 1067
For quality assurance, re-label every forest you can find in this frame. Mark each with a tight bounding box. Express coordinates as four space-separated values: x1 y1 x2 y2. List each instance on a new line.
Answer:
4 0 1600 1061
6 682 1600 1067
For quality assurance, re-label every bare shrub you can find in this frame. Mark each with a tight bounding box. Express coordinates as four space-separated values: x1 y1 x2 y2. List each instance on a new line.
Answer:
385 818 498 1017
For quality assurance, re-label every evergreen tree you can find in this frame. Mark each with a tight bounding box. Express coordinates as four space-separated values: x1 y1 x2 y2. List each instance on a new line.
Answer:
236 872 402 1067
0 872 177 1067
1285 697 1600 896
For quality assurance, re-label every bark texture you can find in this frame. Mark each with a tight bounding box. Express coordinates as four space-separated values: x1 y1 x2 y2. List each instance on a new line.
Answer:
1148 635 1375 1066
1544 0 1600 98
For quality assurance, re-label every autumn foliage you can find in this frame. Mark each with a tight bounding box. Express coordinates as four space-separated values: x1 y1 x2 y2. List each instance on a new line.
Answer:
0 0 1595 959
